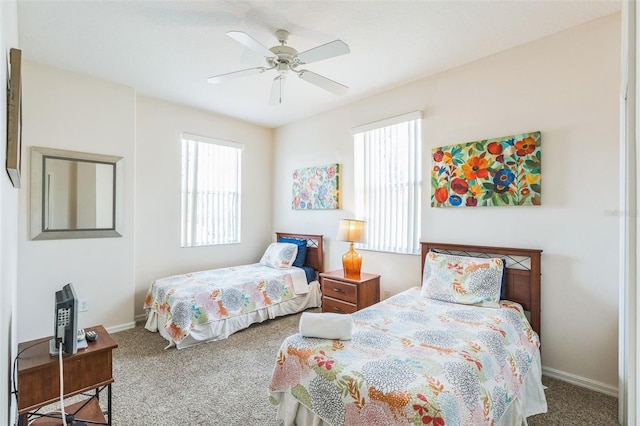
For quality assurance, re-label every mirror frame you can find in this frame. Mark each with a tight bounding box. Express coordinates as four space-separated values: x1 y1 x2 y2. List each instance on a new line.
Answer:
30 146 124 240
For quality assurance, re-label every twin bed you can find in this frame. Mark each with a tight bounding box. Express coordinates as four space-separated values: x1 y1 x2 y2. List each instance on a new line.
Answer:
268 241 546 425
144 232 324 349
144 236 546 425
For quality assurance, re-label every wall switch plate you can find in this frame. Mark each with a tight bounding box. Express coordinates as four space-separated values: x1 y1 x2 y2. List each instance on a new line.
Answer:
79 298 89 312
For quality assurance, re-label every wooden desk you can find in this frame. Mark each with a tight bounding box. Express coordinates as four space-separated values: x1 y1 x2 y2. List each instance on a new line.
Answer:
17 325 118 425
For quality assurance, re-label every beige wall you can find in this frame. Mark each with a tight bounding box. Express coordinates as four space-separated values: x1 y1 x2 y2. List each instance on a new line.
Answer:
134 96 274 318
18 61 136 340
17 63 275 336
273 14 621 392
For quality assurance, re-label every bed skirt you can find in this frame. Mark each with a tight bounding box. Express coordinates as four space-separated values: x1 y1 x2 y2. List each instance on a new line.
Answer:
145 281 322 349
272 348 548 426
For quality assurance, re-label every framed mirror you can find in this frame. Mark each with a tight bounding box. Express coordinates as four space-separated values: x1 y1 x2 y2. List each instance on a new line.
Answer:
30 146 123 240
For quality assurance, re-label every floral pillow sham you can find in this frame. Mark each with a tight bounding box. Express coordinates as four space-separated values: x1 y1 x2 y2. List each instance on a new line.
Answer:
259 242 298 269
429 249 509 299
421 251 503 307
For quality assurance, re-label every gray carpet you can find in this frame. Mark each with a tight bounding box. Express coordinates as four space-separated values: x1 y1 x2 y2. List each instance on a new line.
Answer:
528 377 618 426
108 312 618 425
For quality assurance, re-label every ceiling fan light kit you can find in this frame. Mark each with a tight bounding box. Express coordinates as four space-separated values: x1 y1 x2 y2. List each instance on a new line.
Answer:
208 29 350 104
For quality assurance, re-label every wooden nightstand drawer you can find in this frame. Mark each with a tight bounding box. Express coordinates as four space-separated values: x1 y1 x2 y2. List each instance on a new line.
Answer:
323 296 357 314
319 270 381 313
322 278 357 303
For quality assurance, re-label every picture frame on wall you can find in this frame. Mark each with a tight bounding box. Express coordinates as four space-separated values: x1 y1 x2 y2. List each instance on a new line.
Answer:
292 163 339 210
431 131 541 207
6 47 22 189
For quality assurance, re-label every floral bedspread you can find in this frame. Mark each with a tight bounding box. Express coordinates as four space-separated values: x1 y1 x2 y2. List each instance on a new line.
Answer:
269 287 540 426
144 264 308 344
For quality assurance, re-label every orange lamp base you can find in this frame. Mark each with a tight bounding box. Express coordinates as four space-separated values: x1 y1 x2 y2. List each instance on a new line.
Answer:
342 243 362 279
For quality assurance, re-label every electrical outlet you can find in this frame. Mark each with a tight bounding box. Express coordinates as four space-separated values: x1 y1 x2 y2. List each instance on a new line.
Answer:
79 298 89 312
384 290 391 299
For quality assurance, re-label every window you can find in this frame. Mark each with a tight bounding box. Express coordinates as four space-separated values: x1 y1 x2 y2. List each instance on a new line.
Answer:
181 133 243 247
353 111 422 254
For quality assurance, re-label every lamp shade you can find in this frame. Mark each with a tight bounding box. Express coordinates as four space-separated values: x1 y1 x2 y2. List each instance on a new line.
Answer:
337 219 366 243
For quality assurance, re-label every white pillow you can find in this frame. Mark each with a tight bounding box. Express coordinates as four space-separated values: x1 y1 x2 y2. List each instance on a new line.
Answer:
259 243 298 269
421 251 503 308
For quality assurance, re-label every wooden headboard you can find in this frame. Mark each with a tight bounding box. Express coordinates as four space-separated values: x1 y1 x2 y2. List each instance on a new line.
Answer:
276 232 324 273
421 242 542 337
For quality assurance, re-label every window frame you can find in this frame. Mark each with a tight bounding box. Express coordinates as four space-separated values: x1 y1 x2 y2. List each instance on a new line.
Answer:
180 132 243 247
352 111 423 255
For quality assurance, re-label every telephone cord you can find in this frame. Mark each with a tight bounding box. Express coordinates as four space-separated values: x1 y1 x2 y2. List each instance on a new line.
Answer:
59 344 68 426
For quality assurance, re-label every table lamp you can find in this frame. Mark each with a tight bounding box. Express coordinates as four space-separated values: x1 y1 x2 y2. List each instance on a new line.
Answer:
337 219 366 279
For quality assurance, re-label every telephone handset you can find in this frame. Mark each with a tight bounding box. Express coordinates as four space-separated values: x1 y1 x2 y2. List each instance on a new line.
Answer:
77 328 98 342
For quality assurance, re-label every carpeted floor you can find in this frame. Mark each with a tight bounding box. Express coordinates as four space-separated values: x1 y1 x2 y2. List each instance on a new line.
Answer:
106 312 618 425
527 377 618 426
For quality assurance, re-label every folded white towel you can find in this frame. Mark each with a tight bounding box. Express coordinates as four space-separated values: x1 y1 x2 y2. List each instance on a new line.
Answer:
299 312 353 340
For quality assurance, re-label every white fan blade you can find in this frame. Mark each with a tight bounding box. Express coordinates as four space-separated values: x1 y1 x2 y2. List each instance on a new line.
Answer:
207 67 265 84
226 31 274 58
296 40 350 64
269 75 286 105
298 70 348 95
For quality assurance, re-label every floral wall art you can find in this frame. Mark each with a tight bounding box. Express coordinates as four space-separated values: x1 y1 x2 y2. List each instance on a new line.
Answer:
431 131 541 207
292 163 339 210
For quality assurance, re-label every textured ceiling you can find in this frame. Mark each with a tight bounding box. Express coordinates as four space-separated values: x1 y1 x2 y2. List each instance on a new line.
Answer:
17 0 621 128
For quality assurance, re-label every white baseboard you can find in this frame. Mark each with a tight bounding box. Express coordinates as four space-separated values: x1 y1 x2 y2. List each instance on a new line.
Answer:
105 314 147 335
542 366 618 398
105 321 136 334
134 313 147 323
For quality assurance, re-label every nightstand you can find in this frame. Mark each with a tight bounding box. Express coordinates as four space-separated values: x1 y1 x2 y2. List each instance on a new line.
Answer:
319 270 380 314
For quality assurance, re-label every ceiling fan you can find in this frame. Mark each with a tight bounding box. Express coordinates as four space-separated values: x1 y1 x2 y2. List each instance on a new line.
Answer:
207 29 350 105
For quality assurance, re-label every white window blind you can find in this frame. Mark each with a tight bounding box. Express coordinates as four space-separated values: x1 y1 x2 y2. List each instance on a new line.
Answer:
353 111 422 254
181 133 243 247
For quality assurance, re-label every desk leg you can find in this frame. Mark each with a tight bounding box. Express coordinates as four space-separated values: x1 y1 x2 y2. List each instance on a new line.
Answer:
107 383 112 426
17 414 26 426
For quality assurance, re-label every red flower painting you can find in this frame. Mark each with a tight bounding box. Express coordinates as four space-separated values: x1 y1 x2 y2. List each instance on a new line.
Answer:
431 131 541 207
